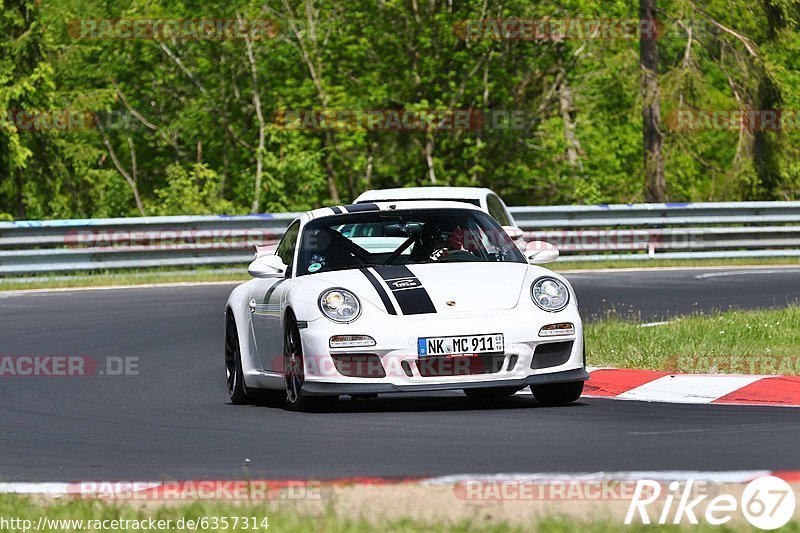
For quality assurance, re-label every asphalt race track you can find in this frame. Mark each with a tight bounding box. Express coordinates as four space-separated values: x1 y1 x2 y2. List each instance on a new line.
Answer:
1 267 799 480
567 266 800 321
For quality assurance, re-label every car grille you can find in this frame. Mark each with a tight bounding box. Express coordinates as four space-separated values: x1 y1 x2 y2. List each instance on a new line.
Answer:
330 354 386 378
531 341 574 369
415 355 505 377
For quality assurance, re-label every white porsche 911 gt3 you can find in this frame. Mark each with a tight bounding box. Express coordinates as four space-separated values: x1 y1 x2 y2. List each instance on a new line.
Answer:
224 200 587 411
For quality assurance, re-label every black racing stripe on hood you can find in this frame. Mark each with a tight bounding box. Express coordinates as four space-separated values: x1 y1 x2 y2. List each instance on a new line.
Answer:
375 265 415 280
391 287 436 315
360 268 397 315
375 265 436 315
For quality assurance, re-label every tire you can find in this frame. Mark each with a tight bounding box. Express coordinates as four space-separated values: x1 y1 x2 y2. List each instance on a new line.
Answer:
283 313 339 412
225 311 254 405
463 387 522 400
530 380 584 406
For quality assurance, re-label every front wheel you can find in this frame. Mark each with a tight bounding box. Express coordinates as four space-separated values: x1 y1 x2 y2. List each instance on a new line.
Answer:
283 315 339 412
225 312 253 404
226 312 284 406
530 380 584 406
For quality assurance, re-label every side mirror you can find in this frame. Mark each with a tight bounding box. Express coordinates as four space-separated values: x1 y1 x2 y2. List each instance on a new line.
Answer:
525 241 559 264
248 254 286 278
502 226 524 241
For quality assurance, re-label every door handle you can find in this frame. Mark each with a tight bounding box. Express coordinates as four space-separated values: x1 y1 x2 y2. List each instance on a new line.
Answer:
248 298 257 313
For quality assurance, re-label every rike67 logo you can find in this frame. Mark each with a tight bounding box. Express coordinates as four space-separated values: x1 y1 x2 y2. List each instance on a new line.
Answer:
626 476 796 530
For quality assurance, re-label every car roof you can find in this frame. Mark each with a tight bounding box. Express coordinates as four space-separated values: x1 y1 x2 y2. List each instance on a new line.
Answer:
354 187 494 202
305 200 483 221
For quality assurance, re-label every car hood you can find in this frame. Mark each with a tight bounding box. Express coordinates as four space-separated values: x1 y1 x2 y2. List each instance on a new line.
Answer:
310 262 530 314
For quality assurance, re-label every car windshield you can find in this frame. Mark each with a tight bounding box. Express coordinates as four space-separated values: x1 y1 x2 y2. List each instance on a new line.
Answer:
296 208 525 276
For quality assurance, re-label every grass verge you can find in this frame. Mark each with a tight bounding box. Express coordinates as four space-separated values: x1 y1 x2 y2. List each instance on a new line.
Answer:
585 305 800 374
0 268 245 292
2 495 796 532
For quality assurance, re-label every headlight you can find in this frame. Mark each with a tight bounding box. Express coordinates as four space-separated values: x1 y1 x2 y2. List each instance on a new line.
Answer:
319 289 361 322
531 277 570 312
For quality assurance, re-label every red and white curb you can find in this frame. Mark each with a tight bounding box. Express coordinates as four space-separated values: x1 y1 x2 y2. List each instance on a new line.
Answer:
1 471 799 498
420 470 800 485
545 367 800 407
0 477 421 498
0 470 800 500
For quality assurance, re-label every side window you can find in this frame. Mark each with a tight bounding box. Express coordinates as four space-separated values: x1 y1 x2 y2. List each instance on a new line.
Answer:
486 194 511 226
276 222 300 272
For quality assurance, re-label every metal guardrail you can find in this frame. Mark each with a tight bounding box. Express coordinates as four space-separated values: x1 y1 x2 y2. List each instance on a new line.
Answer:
510 201 800 262
509 201 800 227
0 214 297 275
1 202 799 275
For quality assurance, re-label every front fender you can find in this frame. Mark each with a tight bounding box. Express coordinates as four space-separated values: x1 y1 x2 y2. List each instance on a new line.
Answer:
225 279 264 388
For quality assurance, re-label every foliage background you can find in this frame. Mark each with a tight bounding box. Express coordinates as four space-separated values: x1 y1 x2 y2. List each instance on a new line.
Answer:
1 0 798 220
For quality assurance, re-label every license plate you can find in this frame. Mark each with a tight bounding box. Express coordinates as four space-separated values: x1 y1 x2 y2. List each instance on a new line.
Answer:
418 334 504 357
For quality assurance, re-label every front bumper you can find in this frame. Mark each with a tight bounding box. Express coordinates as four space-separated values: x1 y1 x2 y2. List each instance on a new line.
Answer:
302 367 589 395
298 304 586 396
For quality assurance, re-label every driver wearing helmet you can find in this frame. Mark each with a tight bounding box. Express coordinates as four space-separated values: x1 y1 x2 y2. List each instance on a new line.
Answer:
411 221 477 262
